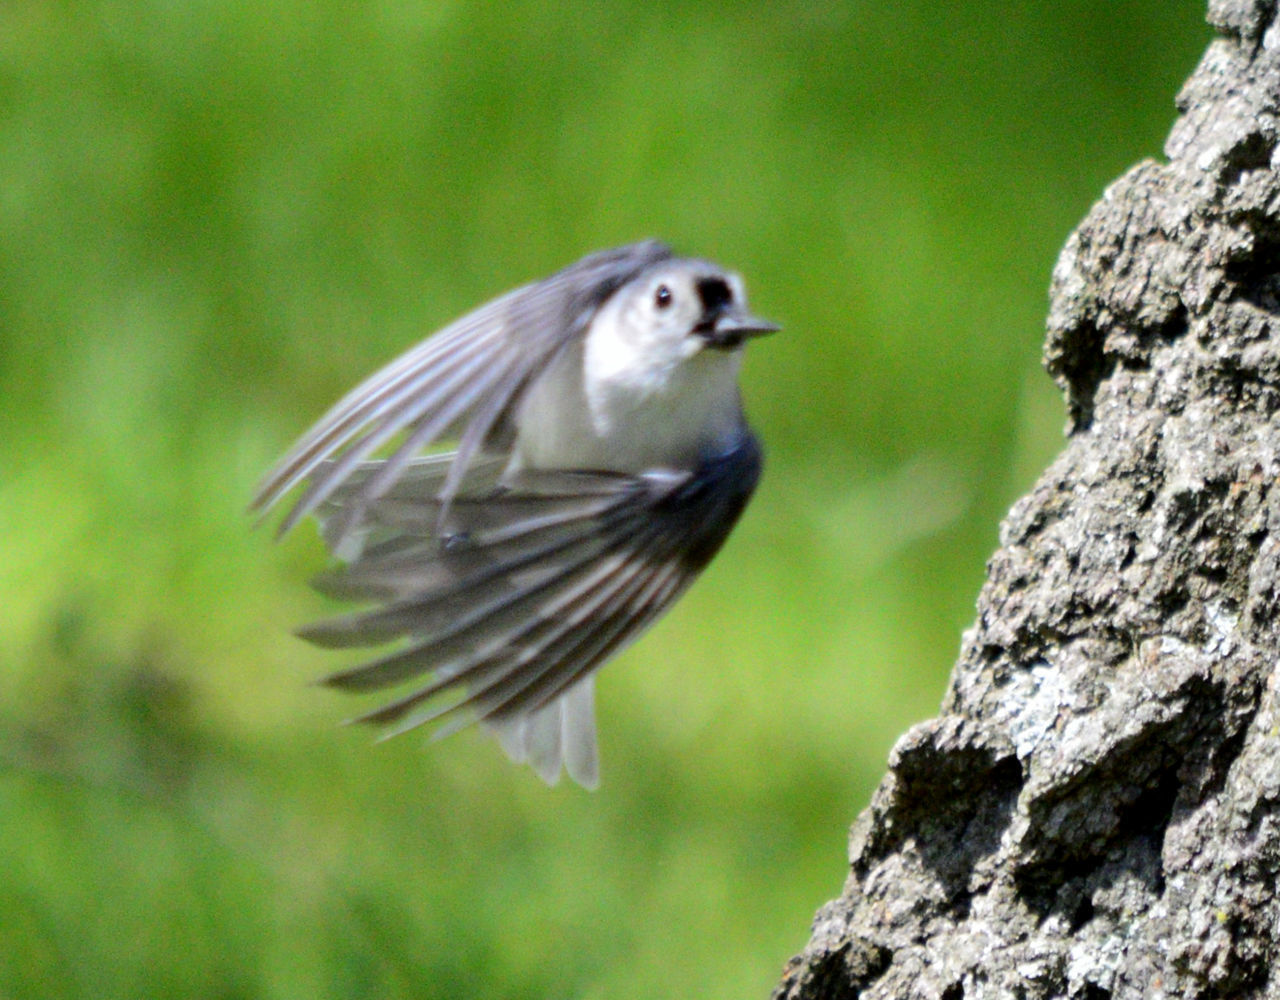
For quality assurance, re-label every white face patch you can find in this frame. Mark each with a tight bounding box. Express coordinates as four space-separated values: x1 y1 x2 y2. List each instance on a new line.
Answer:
583 266 738 427
584 263 750 390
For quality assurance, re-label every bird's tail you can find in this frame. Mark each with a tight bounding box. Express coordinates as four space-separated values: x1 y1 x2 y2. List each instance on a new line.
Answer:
485 675 599 789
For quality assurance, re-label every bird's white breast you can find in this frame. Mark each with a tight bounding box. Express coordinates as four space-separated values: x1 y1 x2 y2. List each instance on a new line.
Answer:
511 333 745 475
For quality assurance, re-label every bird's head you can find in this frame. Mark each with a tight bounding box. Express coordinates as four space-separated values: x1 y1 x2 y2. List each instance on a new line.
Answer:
606 259 779 367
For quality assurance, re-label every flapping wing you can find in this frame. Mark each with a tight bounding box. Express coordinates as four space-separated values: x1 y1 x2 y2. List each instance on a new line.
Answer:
303 431 762 786
251 241 673 536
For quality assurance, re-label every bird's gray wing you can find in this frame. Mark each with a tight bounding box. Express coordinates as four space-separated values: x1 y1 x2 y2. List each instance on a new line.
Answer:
302 431 763 787
250 241 674 536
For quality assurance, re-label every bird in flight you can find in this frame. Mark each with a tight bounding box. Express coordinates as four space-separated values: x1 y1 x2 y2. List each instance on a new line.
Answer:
252 241 778 788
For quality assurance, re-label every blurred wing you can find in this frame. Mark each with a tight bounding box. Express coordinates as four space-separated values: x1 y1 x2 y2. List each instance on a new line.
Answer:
303 431 762 787
251 241 673 536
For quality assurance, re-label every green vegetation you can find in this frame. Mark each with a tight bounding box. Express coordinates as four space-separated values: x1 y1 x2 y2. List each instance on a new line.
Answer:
0 2 1208 997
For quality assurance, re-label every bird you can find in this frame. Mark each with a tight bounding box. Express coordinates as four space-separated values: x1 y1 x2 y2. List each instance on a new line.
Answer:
251 241 777 788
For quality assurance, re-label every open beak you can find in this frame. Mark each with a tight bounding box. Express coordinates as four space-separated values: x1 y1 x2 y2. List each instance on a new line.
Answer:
699 311 782 350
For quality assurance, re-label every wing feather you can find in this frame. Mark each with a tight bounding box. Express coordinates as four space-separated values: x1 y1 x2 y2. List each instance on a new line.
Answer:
252 241 673 535
344 543 655 735
273 343 508 536
301 431 762 784
255 321 504 516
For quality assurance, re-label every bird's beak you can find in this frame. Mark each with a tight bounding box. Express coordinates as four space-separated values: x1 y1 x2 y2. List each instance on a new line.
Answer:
699 311 782 350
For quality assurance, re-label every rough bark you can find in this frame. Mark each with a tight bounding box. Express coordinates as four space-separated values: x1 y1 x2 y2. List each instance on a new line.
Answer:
775 4 1280 999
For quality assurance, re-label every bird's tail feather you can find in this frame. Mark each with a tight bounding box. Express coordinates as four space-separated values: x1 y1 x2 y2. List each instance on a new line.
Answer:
486 675 599 789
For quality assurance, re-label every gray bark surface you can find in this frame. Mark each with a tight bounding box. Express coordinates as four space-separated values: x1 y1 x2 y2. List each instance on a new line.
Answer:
775 4 1280 998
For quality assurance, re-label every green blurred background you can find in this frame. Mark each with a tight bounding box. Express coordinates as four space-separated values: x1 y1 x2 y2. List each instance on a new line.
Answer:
0 2 1208 997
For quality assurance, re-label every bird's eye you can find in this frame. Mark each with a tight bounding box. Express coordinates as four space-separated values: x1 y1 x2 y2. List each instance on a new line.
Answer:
654 284 673 309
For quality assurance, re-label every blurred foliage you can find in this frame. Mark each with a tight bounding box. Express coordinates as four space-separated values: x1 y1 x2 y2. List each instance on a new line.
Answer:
0 1 1209 997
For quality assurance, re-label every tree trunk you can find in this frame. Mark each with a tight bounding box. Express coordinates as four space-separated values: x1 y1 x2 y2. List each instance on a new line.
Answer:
775 4 1280 998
